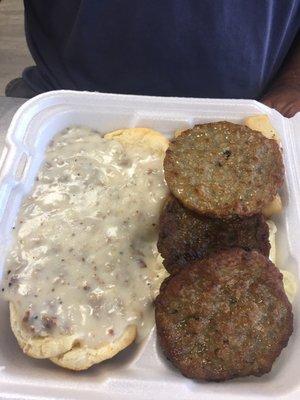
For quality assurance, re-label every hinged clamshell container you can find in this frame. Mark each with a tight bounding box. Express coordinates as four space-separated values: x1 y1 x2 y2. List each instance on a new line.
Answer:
0 91 299 400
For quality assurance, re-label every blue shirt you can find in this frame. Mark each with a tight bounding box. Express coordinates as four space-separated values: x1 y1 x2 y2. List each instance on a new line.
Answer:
23 0 300 99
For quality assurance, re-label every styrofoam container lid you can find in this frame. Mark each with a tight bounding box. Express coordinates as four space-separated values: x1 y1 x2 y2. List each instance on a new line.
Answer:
0 90 299 400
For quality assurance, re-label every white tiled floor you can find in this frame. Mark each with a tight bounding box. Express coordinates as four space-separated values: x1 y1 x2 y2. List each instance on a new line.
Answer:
0 0 34 96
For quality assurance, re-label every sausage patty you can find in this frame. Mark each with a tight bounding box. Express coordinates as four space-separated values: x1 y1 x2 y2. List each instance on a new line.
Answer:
155 249 293 381
157 196 270 273
164 122 284 217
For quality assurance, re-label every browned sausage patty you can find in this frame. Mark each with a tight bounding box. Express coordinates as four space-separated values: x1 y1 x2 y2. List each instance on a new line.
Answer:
164 122 284 217
155 249 293 381
157 196 270 274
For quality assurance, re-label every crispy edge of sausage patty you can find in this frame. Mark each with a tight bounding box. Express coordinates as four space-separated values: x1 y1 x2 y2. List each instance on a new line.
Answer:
157 196 270 273
155 249 293 381
164 122 284 217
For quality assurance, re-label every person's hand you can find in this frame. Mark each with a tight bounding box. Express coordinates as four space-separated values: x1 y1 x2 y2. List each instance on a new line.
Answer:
261 84 300 118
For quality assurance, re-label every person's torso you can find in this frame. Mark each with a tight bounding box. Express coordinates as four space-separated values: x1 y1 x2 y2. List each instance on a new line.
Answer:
24 0 300 98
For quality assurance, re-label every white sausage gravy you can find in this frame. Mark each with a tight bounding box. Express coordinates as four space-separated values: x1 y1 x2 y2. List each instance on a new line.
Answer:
2 127 168 347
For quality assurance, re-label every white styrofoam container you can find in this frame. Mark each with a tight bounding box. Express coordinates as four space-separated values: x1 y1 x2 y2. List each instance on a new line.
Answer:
0 90 299 400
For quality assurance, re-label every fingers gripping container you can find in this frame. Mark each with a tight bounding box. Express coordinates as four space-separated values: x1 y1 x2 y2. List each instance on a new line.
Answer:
0 90 299 400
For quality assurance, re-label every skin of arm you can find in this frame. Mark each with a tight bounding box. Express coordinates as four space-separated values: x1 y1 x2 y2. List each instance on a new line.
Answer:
261 33 300 118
